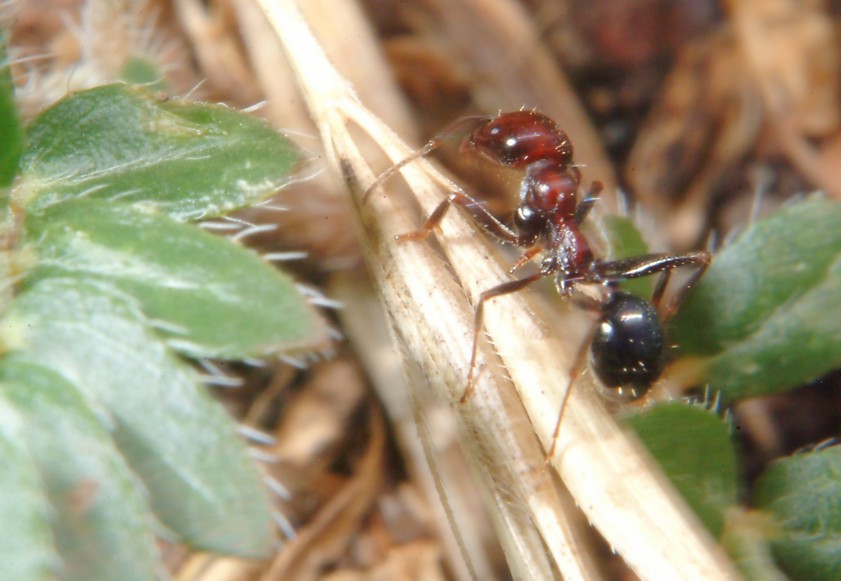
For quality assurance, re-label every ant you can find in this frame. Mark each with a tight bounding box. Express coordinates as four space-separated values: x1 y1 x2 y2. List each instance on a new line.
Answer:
365 110 710 458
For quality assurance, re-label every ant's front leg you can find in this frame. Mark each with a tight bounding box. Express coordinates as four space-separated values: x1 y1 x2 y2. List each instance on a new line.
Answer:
362 115 494 205
509 247 542 274
396 187 531 247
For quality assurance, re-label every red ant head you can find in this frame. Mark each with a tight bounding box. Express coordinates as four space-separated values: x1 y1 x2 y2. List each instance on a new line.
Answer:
463 111 574 169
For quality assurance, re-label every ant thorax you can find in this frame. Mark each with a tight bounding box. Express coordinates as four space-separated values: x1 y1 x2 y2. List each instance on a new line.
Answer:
544 219 594 273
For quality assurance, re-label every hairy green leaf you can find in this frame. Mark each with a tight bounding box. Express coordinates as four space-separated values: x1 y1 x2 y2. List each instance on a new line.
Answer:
0 278 276 558
753 444 841 581
0 33 23 188
0 358 158 581
625 403 738 537
0 399 56 580
24 200 325 359
720 509 789 581
670 198 841 400
17 84 300 220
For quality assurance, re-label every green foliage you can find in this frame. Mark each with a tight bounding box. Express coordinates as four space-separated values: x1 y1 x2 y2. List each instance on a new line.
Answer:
0 397 56 580
2 278 277 558
120 56 169 92
17 84 300 220
670 198 841 400
599 214 653 298
620 197 841 579
0 81 327 577
24 200 322 359
753 445 841 581
0 358 159 580
0 34 22 188
624 403 738 537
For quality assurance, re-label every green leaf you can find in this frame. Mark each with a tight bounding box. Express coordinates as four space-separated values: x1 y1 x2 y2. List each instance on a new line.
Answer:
625 403 739 537
753 444 841 581
720 509 789 581
0 278 276 558
670 198 841 400
599 214 654 299
0 32 23 188
24 200 325 359
0 358 158 581
0 399 56 581
17 84 300 220
119 57 169 93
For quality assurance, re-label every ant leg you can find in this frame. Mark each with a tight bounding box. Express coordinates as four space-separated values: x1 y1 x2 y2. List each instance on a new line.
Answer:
362 115 492 204
574 181 604 225
592 251 710 284
592 250 710 320
462 272 546 403
395 196 456 242
397 187 526 245
362 138 442 205
661 256 710 324
546 293 602 461
509 247 542 274
650 270 672 310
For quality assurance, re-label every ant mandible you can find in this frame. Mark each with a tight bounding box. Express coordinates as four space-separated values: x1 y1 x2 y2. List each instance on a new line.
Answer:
365 110 710 457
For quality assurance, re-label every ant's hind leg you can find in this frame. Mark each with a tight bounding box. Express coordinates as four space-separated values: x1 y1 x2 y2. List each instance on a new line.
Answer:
661 254 711 323
650 270 672 310
591 250 711 319
546 293 602 461
593 251 710 285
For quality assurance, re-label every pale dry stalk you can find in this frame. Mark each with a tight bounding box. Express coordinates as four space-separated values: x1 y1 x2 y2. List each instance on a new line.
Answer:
255 0 740 579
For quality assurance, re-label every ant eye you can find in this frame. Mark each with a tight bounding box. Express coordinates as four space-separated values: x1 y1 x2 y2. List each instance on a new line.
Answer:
513 205 541 237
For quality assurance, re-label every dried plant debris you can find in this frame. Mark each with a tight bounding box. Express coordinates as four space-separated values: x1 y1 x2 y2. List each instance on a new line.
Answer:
627 0 840 247
626 30 763 247
9 1 841 580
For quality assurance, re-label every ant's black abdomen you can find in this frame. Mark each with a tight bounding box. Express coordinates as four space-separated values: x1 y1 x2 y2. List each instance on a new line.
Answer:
590 291 665 397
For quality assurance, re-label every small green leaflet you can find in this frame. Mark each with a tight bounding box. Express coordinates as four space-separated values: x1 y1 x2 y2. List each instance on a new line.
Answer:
0 399 56 581
670 198 841 400
24 200 326 359
0 32 23 188
0 278 276 558
753 444 841 581
17 84 301 221
0 358 159 581
624 403 739 537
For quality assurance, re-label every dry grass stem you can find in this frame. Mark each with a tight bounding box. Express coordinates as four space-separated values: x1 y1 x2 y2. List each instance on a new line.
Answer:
257 0 740 579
